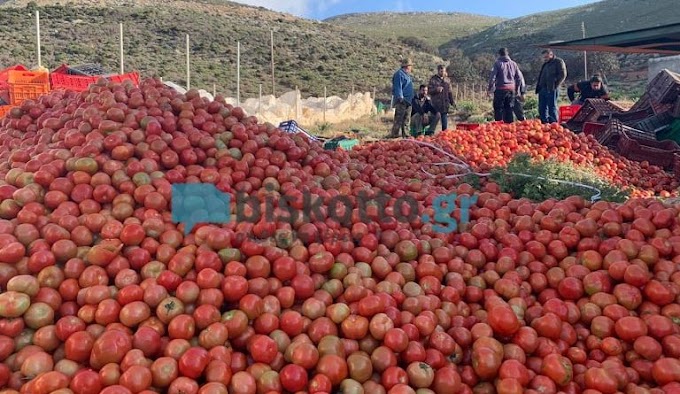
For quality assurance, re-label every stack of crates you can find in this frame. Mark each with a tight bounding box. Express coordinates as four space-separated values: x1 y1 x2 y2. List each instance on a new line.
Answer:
8 70 50 105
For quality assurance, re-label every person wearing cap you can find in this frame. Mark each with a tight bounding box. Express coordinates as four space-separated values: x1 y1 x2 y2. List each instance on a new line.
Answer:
487 48 523 124
428 65 455 131
567 75 610 105
390 58 415 138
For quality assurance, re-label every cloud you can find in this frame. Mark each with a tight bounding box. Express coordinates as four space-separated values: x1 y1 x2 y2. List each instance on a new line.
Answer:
230 0 340 18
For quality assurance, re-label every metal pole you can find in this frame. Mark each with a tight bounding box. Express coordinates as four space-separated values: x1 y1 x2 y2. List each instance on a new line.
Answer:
186 34 190 90
237 41 241 107
119 23 124 74
213 84 216 98
323 86 327 123
295 85 299 119
36 11 41 68
582 22 588 78
259 84 262 114
270 29 275 96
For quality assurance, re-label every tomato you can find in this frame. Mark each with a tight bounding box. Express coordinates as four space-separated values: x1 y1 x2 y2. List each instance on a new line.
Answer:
178 347 210 379
541 353 573 387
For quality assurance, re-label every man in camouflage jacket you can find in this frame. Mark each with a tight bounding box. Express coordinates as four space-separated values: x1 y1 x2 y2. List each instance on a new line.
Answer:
428 65 455 131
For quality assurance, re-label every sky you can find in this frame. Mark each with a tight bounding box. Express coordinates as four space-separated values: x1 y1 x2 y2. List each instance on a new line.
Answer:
231 0 602 20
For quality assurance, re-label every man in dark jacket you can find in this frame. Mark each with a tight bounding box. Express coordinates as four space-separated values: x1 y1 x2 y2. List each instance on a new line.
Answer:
567 75 610 104
389 58 415 138
411 85 440 136
488 48 523 124
428 65 455 131
536 49 567 124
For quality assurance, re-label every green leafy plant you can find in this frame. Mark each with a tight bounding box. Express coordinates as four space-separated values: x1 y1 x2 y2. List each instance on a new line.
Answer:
490 153 629 203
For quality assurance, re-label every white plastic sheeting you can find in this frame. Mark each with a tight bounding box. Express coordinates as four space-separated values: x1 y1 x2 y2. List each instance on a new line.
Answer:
163 81 374 126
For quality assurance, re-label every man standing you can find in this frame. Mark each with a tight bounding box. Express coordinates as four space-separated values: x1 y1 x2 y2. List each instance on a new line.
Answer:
487 48 523 124
411 85 440 136
428 65 455 131
567 75 610 104
513 68 527 121
390 58 415 138
536 49 567 124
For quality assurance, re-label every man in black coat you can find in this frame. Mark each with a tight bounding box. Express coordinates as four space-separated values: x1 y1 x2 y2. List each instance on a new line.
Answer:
535 49 567 124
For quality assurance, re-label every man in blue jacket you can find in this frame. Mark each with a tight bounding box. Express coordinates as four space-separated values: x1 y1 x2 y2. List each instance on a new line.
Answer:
390 58 415 138
487 48 523 124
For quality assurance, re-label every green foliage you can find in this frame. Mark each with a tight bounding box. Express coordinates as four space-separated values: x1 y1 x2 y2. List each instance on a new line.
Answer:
398 36 438 55
522 95 539 120
326 12 503 48
490 153 629 203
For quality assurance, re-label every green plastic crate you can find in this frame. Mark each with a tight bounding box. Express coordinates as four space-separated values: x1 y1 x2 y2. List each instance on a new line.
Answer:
657 119 680 144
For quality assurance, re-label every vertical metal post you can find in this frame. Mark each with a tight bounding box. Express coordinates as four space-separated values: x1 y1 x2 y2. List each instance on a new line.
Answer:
119 23 124 74
295 86 299 119
237 41 241 107
213 84 216 98
36 11 42 68
270 29 275 96
186 34 190 90
582 22 588 78
259 84 262 114
323 86 327 123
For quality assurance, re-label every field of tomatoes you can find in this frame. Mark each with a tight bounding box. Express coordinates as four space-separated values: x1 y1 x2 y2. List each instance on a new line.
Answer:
0 78 679 394
436 122 680 198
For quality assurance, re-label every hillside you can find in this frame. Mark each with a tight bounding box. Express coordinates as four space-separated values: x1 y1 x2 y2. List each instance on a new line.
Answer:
445 0 680 89
325 12 503 50
0 0 443 100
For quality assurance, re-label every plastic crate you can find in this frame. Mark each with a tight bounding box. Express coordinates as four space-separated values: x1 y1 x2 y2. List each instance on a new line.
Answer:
324 138 359 151
8 70 49 86
50 73 98 92
674 153 680 181
68 63 108 76
618 130 680 169
648 69 680 104
278 120 320 141
107 72 140 86
635 112 673 134
9 84 50 105
630 93 652 112
456 123 481 130
606 119 657 143
610 108 655 125
582 122 606 136
559 105 582 122
673 98 680 118
658 120 680 144
0 65 28 90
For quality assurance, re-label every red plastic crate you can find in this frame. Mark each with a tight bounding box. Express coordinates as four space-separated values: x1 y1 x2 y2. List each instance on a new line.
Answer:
50 73 98 92
559 105 582 123
0 65 28 89
582 122 606 136
456 123 481 130
618 131 680 170
107 72 140 86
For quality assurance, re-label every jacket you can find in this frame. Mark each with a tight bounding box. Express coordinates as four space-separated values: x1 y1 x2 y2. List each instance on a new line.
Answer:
488 56 522 92
536 57 567 93
517 69 527 95
411 94 436 116
392 68 414 104
428 74 455 113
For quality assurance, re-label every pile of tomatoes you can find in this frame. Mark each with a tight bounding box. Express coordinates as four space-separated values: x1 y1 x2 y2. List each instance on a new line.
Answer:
0 78 679 394
436 122 680 198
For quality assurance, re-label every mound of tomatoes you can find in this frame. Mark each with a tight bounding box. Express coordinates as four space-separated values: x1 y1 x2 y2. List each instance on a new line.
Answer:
0 78 679 394
436 122 680 198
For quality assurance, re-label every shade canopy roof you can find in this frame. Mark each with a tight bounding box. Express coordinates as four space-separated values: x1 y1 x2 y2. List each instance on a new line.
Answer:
540 23 680 54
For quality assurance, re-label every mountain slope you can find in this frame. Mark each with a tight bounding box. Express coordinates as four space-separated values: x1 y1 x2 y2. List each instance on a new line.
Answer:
446 0 680 85
325 12 504 49
0 0 443 99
